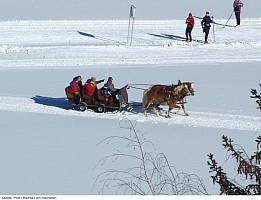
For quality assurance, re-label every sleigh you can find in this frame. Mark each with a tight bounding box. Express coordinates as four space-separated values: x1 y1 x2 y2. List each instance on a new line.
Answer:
66 85 129 113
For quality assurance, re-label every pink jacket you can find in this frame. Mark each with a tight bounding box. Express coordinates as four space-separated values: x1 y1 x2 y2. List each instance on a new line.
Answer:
233 0 244 12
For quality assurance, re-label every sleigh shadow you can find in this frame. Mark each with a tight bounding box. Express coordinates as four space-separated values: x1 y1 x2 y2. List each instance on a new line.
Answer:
32 95 70 109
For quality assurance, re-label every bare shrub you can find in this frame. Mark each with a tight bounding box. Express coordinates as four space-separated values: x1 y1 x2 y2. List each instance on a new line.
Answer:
93 119 208 195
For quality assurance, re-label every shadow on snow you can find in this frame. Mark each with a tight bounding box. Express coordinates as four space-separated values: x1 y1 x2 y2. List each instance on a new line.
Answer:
148 33 204 43
148 33 186 41
32 95 70 110
31 96 169 116
77 31 124 45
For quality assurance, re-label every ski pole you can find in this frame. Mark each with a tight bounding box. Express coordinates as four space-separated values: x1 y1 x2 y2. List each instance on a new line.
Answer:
212 16 215 42
225 10 234 25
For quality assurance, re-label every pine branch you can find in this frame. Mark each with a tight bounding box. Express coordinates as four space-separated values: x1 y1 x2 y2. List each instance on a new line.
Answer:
250 85 261 110
208 135 261 195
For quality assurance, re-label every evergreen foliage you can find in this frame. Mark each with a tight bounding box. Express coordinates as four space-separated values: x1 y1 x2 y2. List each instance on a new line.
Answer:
208 135 261 195
250 84 261 110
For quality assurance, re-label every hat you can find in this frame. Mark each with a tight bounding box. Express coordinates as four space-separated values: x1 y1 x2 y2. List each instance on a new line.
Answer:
189 13 192 17
91 77 96 81
206 11 209 15
108 77 113 80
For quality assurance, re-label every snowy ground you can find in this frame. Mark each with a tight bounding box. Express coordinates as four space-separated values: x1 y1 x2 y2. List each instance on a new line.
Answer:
0 18 261 195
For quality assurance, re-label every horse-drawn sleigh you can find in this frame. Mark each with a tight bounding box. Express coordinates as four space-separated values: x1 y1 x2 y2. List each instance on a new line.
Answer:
65 80 195 117
66 85 129 113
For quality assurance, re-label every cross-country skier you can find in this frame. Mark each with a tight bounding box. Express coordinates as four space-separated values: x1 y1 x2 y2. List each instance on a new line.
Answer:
201 12 213 44
233 0 244 26
185 13 195 42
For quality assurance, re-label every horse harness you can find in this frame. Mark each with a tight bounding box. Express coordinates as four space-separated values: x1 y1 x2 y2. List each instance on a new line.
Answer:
162 85 187 104
162 85 182 102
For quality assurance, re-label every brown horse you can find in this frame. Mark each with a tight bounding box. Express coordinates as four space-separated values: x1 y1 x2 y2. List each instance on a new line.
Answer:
142 82 195 117
182 82 195 96
175 82 195 116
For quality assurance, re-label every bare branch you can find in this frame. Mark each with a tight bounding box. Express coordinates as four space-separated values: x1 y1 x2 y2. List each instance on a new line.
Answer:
94 118 208 195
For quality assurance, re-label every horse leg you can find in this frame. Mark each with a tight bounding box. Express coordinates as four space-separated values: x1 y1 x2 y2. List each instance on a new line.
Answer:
156 105 164 116
153 105 161 117
144 98 154 116
174 105 181 115
166 106 173 118
180 99 189 116
142 90 150 117
144 108 148 117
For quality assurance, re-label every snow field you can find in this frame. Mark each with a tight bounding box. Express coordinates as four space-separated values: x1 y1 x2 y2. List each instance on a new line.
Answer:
0 19 261 195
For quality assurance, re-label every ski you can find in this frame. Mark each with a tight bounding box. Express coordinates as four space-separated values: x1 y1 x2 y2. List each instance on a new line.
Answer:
213 21 236 28
181 39 204 43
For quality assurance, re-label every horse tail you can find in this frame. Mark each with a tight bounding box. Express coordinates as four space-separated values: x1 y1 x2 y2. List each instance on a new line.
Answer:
142 89 149 109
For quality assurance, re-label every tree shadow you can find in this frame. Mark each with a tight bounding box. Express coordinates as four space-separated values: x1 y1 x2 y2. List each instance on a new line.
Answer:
77 31 96 38
77 31 124 45
31 95 69 110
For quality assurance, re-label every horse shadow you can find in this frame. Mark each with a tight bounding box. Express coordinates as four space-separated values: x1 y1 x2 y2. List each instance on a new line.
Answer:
128 101 165 116
32 95 70 110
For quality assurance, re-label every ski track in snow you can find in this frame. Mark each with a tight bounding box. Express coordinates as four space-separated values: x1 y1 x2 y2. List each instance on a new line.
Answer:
0 96 260 132
0 19 261 69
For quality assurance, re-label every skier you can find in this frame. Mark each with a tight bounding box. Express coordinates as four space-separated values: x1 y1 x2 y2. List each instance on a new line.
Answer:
201 12 213 44
185 13 195 42
233 0 244 26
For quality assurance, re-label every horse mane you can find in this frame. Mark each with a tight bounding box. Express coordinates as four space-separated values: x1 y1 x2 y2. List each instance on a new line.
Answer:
175 84 188 93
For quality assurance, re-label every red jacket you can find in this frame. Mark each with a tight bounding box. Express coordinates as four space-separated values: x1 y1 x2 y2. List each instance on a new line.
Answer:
65 81 80 94
82 83 95 96
186 13 195 28
70 81 80 92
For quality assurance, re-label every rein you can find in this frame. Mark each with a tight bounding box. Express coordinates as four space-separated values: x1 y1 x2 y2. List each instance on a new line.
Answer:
128 83 154 91
128 86 147 90
128 83 153 86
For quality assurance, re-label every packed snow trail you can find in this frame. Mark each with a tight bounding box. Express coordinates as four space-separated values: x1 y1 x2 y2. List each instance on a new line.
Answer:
0 96 260 132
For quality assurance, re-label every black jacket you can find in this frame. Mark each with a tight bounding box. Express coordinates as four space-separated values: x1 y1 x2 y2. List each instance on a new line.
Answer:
201 16 212 28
